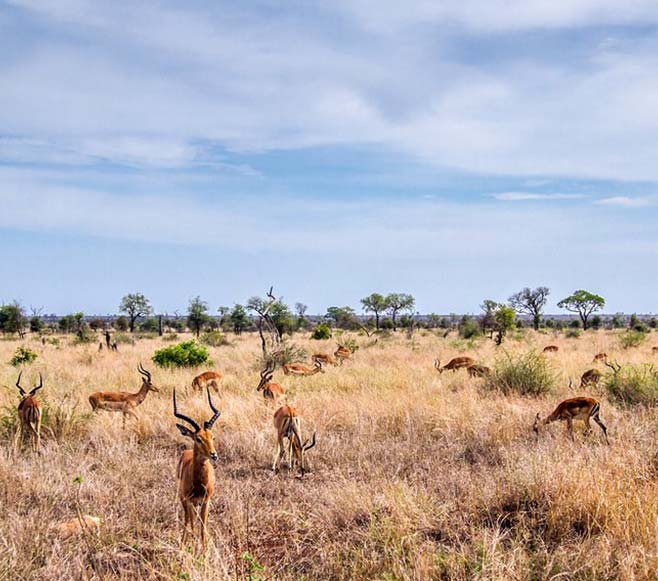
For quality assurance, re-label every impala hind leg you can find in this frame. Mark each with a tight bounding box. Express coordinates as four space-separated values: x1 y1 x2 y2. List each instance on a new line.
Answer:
592 413 609 444
181 501 195 547
566 418 575 442
272 437 284 472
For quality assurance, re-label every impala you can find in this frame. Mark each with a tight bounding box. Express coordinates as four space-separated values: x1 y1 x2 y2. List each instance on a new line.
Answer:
272 405 316 475
534 397 609 443
543 345 559 353
192 371 223 393
312 352 338 366
592 352 608 363
282 361 324 376
467 364 491 378
434 357 475 374
88 363 159 428
652 346 658 355
173 387 220 552
334 344 354 365
15 371 43 452
257 361 285 401
580 368 602 388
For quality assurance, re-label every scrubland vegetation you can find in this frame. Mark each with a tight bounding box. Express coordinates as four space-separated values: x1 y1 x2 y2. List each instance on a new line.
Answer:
3 328 658 579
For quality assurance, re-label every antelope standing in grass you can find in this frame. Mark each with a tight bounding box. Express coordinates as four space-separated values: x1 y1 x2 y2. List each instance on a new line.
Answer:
282 361 324 376
88 364 159 428
257 361 285 401
334 344 354 365
580 368 603 388
534 397 609 443
467 364 491 378
543 345 559 353
593 352 608 363
434 357 475 374
192 371 223 393
173 387 220 552
272 405 316 475
312 353 338 366
15 371 43 452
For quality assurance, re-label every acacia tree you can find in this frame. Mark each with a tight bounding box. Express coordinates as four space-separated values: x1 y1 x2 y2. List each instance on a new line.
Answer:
187 296 210 338
557 290 605 331
119 293 153 333
0 302 27 337
361 293 389 330
386 293 415 331
509 286 550 331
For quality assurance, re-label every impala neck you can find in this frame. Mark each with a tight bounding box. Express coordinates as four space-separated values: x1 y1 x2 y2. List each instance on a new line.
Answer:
133 380 151 403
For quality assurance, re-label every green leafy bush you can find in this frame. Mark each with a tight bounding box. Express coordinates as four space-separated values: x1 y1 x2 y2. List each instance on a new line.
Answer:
9 346 38 367
619 330 648 350
605 364 658 406
200 331 229 347
152 340 210 368
459 318 480 339
484 350 555 396
565 328 581 339
311 323 332 340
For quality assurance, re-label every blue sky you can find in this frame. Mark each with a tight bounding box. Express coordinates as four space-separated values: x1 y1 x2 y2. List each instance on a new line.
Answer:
2 1 658 315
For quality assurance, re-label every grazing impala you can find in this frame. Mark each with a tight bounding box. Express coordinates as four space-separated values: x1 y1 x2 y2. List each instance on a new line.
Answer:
334 344 354 365
173 387 220 552
580 368 602 388
282 361 324 376
467 364 491 378
192 371 223 393
257 361 285 401
652 347 658 355
15 371 43 452
312 353 338 366
88 364 159 428
272 405 316 475
434 357 475 374
593 352 608 363
534 397 609 443
543 345 559 353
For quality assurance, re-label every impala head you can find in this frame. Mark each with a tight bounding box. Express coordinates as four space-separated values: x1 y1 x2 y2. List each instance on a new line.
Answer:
15 371 43 399
138 363 159 393
294 431 317 475
257 361 275 391
173 387 220 461
314 361 325 374
434 359 443 374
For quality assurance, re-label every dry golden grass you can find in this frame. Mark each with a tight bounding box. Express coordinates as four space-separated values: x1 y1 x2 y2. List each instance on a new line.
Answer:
2 329 658 579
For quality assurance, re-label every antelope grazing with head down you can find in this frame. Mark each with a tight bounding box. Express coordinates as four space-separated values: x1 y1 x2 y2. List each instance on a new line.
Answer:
652 346 658 355
88 364 159 428
434 357 475 374
312 352 338 366
334 344 354 365
192 370 223 393
534 397 609 443
580 368 603 388
257 361 285 401
543 345 559 353
282 361 324 376
272 405 316 475
467 364 491 378
173 387 221 552
15 371 44 452
593 352 608 363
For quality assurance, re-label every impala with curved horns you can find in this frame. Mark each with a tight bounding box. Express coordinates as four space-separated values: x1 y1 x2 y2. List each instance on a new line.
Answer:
534 397 609 444
15 371 44 452
434 357 475 374
257 361 285 401
173 387 220 552
88 363 159 428
282 361 324 376
272 405 316 476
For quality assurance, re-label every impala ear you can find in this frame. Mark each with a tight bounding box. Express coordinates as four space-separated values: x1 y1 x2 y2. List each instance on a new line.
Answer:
176 424 196 439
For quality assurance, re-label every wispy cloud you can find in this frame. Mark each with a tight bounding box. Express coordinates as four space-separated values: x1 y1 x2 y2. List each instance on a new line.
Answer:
492 192 585 201
594 195 655 207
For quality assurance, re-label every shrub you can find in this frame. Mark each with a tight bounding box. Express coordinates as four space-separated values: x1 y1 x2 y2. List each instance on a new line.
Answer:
311 323 332 340
565 328 581 339
9 346 38 367
459 318 480 339
152 340 210 368
200 331 229 347
484 351 555 396
619 330 648 350
113 332 135 345
605 364 658 406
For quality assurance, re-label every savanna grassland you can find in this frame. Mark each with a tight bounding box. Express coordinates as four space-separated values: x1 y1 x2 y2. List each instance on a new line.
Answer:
2 328 658 580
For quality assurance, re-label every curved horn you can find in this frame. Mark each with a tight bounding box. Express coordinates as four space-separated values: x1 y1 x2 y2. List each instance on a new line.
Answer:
172 388 200 432
29 373 43 396
138 363 152 382
204 387 221 429
434 359 441 370
15 371 25 397
303 431 317 451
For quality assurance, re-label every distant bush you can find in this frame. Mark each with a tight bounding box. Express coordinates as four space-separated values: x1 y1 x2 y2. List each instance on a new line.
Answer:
484 351 555 396
9 346 38 367
619 329 648 350
605 364 658 406
459 319 480 339
113 332 135 345
565 328 581 339
311 323 332 340
200 331 229 347
152 340 210 368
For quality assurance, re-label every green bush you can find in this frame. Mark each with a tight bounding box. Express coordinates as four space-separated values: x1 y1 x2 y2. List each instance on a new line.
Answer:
113 332 135 345
9 346 38 367
619 330 648 350
152 340 210 368
565 328 581 339
605 364 658 406
459 319 480 339
200 331 229 347
484 350 555 396
311 323 332 340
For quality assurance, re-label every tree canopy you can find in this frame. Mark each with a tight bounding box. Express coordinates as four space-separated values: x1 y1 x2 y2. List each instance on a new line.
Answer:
557 290 605 330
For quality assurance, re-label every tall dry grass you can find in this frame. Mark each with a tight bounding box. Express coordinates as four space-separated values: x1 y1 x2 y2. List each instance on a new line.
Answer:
1 329 658 579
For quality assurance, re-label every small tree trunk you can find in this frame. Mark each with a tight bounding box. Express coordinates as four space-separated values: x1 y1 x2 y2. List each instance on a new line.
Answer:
158 315 163 336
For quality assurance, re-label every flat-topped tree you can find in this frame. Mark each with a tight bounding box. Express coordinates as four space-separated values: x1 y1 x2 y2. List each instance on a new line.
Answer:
509 286 550 331
361 293 389 330
119 293 153 333
386 293 415 331
558 290 605 331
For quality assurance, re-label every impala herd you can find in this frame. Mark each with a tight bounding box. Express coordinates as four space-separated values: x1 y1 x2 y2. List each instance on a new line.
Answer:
8 337 647 553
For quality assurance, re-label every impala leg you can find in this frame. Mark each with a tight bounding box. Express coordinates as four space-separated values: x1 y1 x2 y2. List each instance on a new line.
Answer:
272 435 284 472
181 501 194 547
583 416 592 437
566 418 575 442
593 413 609 444
200 501 210 553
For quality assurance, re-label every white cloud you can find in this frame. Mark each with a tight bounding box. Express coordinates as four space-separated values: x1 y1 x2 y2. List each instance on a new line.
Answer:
492 192 585 201
595 195 655 207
